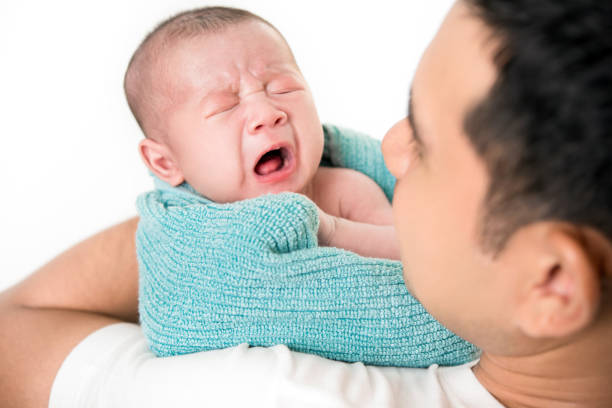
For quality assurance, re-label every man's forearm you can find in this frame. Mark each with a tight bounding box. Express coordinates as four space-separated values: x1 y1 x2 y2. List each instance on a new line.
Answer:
0 298 120 408
0 217 141 407
10 217 140 322
328 218 401 260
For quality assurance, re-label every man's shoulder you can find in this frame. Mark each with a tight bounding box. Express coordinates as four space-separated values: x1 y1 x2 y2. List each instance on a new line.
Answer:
52 325 496 408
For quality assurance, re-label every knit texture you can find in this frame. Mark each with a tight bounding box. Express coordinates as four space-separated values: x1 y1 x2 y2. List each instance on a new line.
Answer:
136 124 480 367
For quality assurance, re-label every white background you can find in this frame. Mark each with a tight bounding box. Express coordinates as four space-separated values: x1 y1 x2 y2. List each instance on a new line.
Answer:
0 1 453 291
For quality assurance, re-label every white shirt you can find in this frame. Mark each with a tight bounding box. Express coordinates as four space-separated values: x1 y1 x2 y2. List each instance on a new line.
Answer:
49 323 503 408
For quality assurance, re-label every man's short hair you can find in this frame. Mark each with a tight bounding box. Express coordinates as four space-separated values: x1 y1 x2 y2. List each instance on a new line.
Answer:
464 0 612 253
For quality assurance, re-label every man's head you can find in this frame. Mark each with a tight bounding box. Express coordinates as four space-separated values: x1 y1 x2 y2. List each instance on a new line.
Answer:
383 0 612 356
126 7 324 203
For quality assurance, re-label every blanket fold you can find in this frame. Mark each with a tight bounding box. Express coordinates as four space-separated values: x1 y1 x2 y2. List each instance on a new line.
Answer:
137 124 479 367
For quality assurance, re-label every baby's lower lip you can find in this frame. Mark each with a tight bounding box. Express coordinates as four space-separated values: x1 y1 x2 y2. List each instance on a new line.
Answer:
253 154 296 184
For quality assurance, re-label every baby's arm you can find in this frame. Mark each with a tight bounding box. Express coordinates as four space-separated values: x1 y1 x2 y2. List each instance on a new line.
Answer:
318 211 400 259
312 167 400 259
313 167 393 224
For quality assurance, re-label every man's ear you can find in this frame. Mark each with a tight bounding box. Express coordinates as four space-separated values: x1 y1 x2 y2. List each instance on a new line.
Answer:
512 223 601 339
138 138 185 186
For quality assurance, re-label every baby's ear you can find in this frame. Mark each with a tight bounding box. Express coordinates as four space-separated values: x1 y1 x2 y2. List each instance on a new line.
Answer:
138 138 185 186
511 223 601 339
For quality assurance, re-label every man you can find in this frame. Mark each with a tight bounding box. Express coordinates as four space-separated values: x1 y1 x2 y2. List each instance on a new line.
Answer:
1 0 610 406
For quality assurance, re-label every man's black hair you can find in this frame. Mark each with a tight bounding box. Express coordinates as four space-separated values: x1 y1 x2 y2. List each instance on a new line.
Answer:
463 0 612 253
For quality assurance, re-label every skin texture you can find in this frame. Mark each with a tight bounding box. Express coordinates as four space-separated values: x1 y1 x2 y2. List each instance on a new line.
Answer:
1 1 611 407
137 21 325 203
136 20 400 259
0 218 138 408
382 2 612 407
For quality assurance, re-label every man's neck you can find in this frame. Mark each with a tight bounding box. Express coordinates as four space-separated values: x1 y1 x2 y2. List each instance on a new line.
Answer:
472 297 612 408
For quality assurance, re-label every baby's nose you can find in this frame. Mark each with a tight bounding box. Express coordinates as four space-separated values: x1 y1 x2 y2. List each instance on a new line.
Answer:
247 101 287 134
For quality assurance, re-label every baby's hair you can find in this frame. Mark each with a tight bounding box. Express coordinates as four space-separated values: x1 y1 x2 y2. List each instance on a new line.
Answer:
124 7 281 139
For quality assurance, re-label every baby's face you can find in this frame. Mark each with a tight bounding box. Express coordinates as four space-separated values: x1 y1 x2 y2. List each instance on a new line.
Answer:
155 21 324 202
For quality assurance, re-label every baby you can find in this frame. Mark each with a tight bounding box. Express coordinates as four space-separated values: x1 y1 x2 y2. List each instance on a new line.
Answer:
129 7 479 366
126 6 400 260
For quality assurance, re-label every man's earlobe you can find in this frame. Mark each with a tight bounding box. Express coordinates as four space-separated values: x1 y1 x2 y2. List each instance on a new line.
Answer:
516 225 601 339
138 138 185 186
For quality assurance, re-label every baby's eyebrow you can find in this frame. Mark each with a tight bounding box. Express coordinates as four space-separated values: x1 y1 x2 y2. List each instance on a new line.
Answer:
198 68 301 103
199 87 238 103
408 87 426 151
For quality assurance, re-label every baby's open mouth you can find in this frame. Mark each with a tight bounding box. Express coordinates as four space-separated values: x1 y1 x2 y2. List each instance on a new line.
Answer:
254 147 290 176
253 145 296 184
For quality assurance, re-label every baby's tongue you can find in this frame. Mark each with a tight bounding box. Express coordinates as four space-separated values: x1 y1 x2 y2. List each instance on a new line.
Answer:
255 155 283 176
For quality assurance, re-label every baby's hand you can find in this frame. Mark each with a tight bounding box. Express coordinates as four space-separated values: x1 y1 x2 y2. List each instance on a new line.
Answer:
316 207 338 247
314 203 400 259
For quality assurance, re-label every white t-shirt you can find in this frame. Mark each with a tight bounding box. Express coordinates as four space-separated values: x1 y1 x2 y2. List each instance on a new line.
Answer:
49 323 503 408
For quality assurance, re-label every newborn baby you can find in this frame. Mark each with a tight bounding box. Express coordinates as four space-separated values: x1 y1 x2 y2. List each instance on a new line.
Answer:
130 6 478 367
126 6 399 259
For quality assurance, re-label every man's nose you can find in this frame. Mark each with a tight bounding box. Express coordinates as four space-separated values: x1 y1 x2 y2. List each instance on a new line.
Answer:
246 98 288 134
382 119 413 179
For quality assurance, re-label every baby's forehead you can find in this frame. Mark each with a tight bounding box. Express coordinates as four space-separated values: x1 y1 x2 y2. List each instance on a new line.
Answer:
152 29 297 93
164 24 292 65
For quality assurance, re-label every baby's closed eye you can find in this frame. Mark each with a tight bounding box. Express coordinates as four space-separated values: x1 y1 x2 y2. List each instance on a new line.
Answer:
266 77 304 95
203 94 239 117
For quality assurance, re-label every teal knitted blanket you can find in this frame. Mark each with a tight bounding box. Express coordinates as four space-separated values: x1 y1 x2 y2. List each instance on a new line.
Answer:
136 124 479 367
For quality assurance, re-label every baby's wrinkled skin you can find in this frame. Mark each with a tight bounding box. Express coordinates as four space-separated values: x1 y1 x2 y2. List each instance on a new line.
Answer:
131 20 399 259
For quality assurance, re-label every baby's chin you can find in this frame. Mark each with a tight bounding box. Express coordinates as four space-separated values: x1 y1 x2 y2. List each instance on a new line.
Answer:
193 170 312 203
250 181 309 199
195 185 299 204
240 176 312 202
